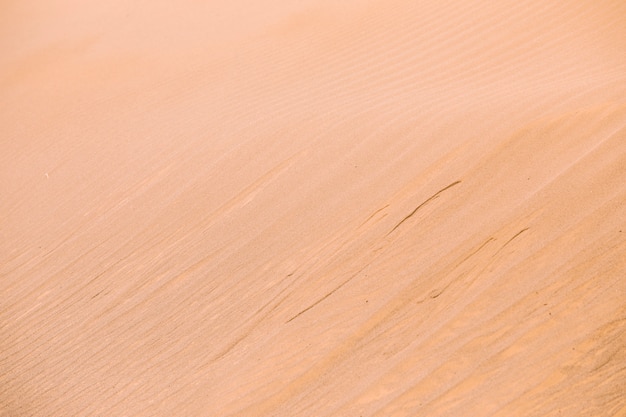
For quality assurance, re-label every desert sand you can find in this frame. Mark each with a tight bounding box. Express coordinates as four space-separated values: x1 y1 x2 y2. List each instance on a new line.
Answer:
2 0 625 416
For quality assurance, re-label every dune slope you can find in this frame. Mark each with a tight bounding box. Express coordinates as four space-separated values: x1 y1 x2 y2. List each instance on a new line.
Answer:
1 0 626 416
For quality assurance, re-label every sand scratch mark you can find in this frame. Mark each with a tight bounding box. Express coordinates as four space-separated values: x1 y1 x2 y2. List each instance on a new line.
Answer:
358 204 390 229
286 269 363 323
209 273 306 362
455 236 496 268
386 180 461 236
414 237 495 304
212 331 254 362
493 227 530 257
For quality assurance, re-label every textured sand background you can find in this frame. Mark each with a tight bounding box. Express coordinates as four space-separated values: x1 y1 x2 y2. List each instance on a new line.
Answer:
2 0 626 416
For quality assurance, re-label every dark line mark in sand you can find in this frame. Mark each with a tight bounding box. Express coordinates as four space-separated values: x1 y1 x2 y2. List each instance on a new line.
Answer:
211 275 298 362
429 289 443 299
286 268 364 323
493 227 529 257
358 204 390 229
386 180 461 236
453 236 497 269
412 236 496 305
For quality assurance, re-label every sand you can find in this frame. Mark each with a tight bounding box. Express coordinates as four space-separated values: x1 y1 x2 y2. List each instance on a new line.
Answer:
2 0 625 416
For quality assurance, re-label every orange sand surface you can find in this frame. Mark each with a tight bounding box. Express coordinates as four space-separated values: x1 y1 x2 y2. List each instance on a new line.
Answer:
2 1 626 416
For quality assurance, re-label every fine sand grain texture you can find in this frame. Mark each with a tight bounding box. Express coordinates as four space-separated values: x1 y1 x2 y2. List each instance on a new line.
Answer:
2 0 626 416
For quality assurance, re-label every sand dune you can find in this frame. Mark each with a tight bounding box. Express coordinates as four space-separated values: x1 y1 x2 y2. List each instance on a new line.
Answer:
2 0 625 416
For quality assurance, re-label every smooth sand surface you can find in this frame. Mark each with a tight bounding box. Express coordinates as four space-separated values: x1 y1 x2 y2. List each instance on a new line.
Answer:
2 1 626 416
